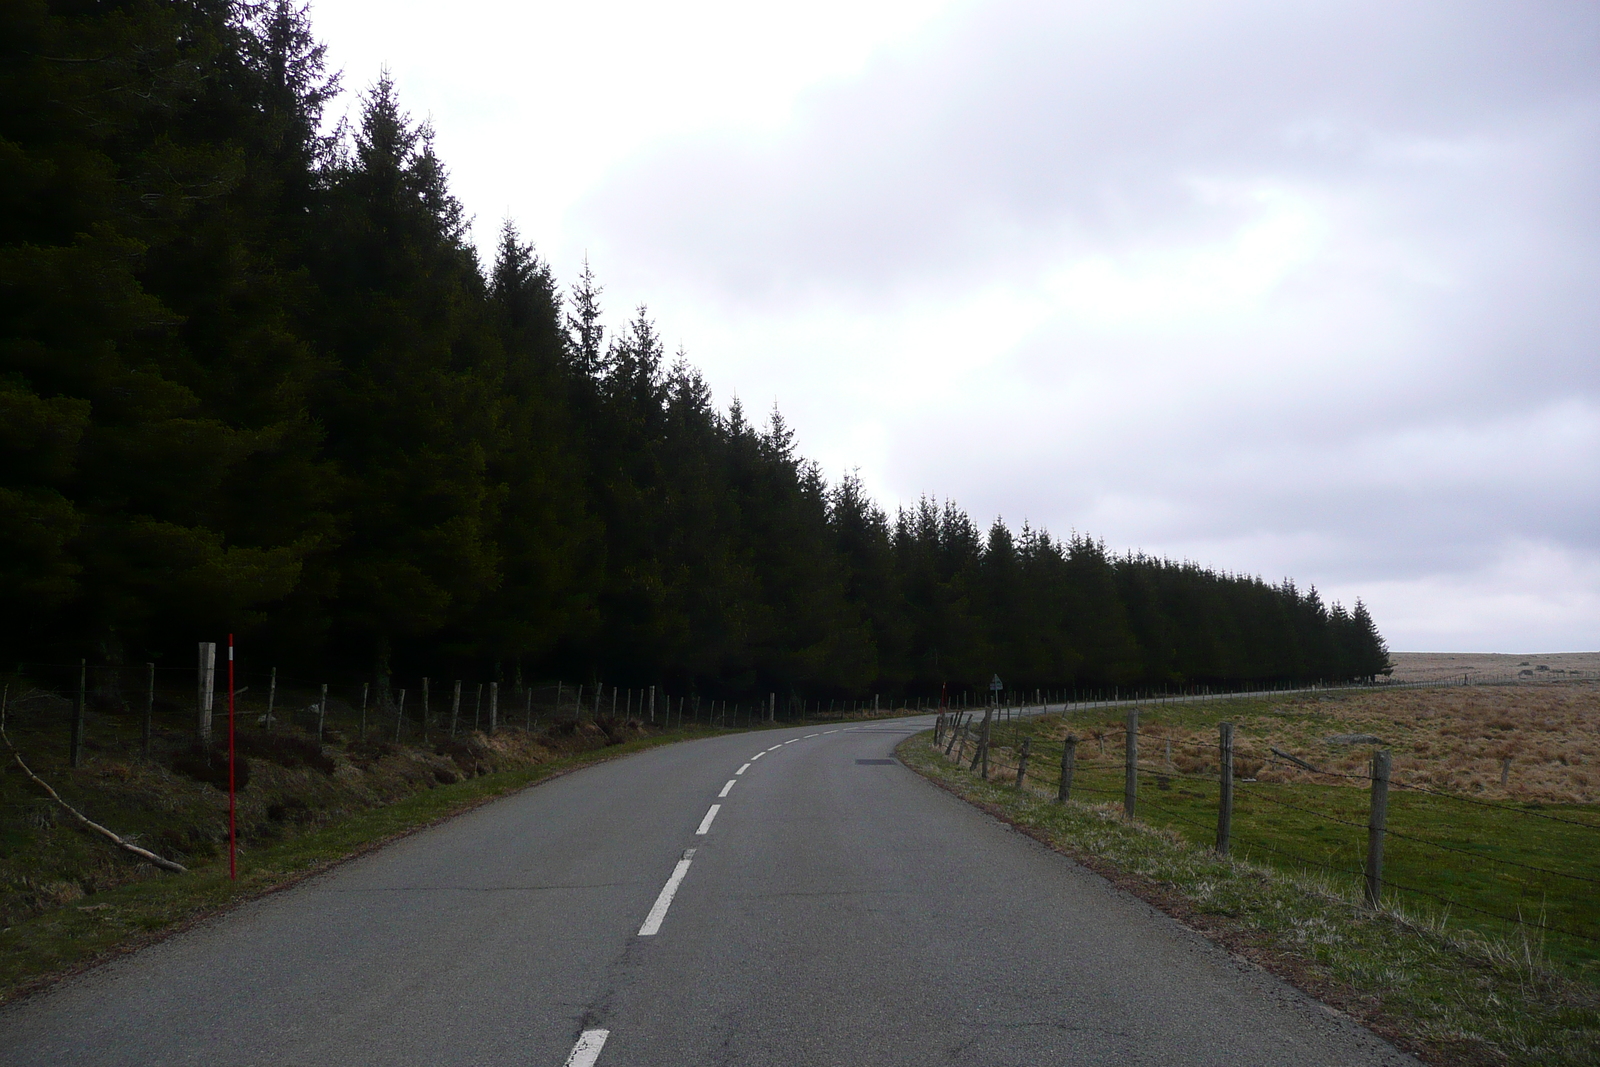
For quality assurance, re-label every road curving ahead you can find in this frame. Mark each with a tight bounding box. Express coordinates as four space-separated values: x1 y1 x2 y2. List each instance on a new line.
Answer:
0 716 1417 1066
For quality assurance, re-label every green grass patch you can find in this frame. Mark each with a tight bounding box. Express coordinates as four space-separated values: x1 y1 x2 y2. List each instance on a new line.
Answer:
971 696 1600 975
902 729 1600 1067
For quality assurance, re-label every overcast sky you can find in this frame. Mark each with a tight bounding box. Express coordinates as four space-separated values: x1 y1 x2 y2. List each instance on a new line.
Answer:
309 0 1600 652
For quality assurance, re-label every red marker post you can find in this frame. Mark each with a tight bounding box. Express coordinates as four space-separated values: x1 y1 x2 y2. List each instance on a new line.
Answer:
228 634 237 880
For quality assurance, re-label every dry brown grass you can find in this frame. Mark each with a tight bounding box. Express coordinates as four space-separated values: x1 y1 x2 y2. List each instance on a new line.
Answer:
1388 651 1600 684
1029 682 1600 804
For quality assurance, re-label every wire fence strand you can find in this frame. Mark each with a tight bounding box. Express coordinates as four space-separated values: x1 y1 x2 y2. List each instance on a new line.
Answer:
928 722 1600 952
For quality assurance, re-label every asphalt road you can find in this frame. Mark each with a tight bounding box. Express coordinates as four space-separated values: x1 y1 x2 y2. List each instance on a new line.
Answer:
0 718 1418 1066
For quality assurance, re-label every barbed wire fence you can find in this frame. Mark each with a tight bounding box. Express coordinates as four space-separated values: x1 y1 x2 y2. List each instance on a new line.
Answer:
0 650 974 778
5 648 1592 767
929 693 1600 959
4 649 1596 957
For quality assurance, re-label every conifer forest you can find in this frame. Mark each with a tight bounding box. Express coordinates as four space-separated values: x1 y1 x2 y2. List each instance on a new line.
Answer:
1 1 1391 700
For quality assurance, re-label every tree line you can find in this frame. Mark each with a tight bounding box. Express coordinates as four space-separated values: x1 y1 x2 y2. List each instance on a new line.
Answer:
0 0 1390 701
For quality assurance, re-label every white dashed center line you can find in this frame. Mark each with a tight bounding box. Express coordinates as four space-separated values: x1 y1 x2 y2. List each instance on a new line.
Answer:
638 849 695 936
580 722 882 1057
564 1029 610 1067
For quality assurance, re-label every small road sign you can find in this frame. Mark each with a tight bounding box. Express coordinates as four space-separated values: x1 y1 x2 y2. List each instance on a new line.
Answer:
990 674 1003 692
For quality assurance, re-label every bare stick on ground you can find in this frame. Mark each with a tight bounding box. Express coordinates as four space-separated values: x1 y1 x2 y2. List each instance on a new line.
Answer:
1 726 187 874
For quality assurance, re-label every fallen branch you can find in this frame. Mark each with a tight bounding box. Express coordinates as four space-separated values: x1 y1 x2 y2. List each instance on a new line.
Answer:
2 726 187 873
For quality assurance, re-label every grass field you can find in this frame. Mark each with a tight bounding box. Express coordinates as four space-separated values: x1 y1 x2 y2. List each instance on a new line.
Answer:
959 682 1600 976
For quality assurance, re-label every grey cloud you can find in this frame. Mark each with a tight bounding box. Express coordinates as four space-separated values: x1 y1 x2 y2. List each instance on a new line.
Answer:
571 0 1600 647
580 0 1600 305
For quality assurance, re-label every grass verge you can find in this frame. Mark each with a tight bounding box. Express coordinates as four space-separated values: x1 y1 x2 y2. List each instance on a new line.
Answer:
898 730 1600 1067
977 690 1600 974
0 725 712 1005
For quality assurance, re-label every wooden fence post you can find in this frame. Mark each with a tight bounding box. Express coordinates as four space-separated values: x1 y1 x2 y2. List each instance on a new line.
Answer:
1365 749 1391 907
449 680 461 737
525 686 532 730
945 713 963 755
421 677 430 740
1500 757 1511 787
317 682 327 740
197 642 216 745
70 658 86 768
360 682 369 741
143 662 155 756
1016 738 1031 789
394 688 407 742
1058 735 1077 802
1124 706 1138 818
267 667 278 732
489 682 499 733
978 710 992 778
649 684 656 723
1216 721 1234 855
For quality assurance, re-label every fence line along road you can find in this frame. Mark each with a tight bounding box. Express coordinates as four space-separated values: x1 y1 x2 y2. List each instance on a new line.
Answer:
930 701 1600 957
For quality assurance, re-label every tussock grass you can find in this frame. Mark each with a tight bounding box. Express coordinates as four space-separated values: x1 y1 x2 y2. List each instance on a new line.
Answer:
901 731 1600 1067
1026 681 1600 803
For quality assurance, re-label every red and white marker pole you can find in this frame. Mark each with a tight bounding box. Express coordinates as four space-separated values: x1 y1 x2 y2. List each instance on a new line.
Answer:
228 633 237 881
